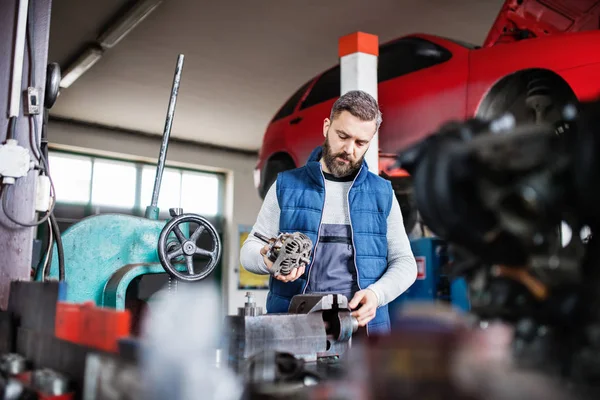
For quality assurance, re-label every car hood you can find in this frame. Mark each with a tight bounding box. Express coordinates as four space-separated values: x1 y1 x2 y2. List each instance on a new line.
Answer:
483 0 600 47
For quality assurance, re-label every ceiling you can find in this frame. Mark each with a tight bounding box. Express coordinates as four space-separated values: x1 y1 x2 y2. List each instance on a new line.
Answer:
47 0 505 152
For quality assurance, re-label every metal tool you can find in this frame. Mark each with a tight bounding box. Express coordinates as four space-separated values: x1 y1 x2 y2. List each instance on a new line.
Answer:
0 354 26 376
253 232 312 276
238 292 263 317
145 54 184 221
83 353 141 400
243 350 321 399
289 294 359 345
0 376 37 400
31 368 70 396
226 293 358 373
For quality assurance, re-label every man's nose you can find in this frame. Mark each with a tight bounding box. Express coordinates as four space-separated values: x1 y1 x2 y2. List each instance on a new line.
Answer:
342 142 354 155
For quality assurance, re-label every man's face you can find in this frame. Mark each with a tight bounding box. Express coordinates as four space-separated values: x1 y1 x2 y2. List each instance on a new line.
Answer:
322 110 377 177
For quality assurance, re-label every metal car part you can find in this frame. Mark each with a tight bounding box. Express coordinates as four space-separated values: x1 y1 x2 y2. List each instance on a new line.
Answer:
254 232 312 276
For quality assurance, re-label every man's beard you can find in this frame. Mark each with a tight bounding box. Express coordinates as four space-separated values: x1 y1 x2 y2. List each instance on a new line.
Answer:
322 135 363 178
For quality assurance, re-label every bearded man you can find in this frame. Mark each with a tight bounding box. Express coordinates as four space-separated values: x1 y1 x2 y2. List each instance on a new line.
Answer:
240 90 417 335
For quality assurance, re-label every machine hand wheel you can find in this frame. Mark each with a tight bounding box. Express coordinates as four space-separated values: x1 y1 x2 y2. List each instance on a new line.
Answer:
158 213 221 282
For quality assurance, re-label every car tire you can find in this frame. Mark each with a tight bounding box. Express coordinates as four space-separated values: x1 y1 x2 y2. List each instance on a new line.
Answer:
478 70 577 138
260 157 296 199
479 70 578 251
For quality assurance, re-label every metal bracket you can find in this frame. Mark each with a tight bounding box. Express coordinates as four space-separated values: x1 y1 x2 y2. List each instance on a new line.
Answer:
102 263 185 310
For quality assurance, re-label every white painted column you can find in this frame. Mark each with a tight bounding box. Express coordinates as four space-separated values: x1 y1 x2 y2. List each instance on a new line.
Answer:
338 32 379 174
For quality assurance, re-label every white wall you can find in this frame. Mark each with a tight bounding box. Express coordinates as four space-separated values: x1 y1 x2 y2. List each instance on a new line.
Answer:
47 119 268 315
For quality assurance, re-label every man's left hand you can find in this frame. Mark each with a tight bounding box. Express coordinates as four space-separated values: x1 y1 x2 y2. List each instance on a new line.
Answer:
348 289 378 327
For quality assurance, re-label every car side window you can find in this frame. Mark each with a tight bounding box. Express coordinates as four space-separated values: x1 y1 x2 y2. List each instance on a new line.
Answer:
299 66 341 110
295 38 452 111
378 38 452 82
272 80 312 122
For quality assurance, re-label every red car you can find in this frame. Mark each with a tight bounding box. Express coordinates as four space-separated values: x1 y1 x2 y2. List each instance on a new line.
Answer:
254 0 600 232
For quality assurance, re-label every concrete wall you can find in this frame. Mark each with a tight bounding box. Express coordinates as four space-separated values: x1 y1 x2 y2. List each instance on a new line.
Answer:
47 119 267 315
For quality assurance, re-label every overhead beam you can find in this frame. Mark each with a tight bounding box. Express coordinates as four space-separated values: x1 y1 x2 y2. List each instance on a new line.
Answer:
48 116 259 158
60 0 164 89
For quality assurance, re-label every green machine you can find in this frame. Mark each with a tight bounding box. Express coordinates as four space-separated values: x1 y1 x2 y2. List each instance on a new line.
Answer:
36 55 222 310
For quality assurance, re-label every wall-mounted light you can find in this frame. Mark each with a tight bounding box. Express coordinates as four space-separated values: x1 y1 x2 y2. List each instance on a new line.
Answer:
97 0 164 49
59 0 163 89
59 46 104 89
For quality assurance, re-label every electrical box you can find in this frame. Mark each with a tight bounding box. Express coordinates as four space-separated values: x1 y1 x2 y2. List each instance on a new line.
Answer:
0 139 32 184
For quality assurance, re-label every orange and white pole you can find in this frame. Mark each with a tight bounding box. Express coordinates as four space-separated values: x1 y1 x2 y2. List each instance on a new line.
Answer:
338 32 379 174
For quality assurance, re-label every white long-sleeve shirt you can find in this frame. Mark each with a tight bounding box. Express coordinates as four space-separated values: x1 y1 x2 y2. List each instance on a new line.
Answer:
240 175 417 307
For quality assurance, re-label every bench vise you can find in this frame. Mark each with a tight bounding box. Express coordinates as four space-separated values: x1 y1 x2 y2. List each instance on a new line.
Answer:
226 293 358 372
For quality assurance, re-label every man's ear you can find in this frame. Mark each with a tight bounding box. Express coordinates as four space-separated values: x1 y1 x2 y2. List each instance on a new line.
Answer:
323 118 330 137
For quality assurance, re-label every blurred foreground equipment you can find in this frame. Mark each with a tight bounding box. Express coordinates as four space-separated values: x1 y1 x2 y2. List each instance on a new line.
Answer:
396 98 600 394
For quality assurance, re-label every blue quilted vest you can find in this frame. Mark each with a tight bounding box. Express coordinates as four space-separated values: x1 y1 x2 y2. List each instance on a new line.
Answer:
267 146 394 335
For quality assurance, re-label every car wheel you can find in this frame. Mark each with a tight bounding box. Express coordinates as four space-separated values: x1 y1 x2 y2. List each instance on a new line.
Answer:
478 70 578 251
260 156 296 199
478 70 577 138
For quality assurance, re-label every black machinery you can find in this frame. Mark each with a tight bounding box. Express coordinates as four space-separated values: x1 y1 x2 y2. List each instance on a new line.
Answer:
395 98 600 396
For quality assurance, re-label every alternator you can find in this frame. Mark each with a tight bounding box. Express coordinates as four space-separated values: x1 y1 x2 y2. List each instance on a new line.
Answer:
254 232 312 276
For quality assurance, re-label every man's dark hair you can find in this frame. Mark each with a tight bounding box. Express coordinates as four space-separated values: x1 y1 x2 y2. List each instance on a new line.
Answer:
329 90 383 133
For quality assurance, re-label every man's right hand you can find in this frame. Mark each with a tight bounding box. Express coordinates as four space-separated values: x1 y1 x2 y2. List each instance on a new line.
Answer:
261 243 306 283
260 243 274 270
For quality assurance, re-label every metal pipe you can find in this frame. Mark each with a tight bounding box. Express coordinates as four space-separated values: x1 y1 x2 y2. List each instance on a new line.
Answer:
150 54 184 209
8 0 30 119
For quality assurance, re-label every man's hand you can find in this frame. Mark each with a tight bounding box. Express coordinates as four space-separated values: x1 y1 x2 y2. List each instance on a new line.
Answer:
349 289 378 327
260 243 274 270
260 243 306 282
